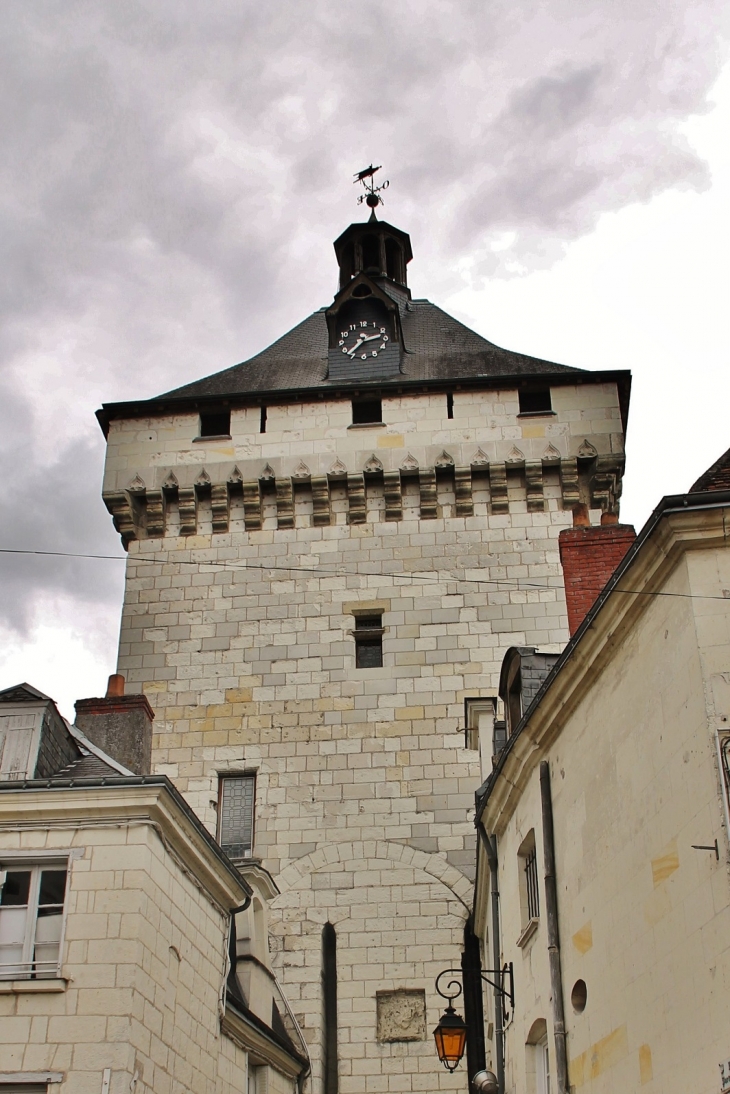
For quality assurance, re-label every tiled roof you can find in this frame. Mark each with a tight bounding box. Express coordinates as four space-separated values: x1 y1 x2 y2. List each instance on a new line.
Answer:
690 444 730 493
157 300 583 401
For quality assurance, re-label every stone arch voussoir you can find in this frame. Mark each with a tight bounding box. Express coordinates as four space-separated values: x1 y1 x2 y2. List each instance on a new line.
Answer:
274 839 473 914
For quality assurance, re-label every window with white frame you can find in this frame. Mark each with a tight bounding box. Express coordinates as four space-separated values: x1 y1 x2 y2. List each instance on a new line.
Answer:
519 831 539 920
218 774 256 859
0 863 68 979
535 1036 550 1094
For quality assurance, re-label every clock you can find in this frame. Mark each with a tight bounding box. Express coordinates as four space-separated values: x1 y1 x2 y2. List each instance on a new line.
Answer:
338 320 390 361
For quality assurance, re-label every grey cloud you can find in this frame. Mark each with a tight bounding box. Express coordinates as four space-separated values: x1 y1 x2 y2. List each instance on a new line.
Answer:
0 0 728 634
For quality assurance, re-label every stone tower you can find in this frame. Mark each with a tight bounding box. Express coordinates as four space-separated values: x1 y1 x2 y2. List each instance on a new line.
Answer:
98 209 630 1092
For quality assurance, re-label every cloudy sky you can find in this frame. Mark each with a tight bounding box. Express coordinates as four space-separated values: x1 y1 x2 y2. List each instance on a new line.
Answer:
1 0 729 717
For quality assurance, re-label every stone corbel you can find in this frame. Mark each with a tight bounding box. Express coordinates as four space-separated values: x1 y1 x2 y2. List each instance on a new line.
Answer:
145 489 166 537
103 492 137 548
211 483 230 534
590 455 625 513
178 487 198 536
419 469 437 519
311 475 331 526
243 481 263 530
489 462 509 514
559 458 580 510
383 470 403 522
454 466 474 517
525 461 544 512
275 478 294 529
346 473 366 524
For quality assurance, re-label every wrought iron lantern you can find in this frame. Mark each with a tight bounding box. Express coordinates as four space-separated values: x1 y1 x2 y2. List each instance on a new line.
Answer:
433 971 468 1072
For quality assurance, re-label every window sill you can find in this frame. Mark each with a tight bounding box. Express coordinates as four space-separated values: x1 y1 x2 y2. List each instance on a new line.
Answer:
347 422 386 429
517 411 555 419
192 434 233 442
0 977 68 993
516 918 539 948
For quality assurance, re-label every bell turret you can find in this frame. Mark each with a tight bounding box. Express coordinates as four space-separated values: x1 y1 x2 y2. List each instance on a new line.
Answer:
333 217 413 291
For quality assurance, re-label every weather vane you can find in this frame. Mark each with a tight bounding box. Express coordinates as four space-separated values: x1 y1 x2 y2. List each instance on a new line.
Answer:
354 164 389 210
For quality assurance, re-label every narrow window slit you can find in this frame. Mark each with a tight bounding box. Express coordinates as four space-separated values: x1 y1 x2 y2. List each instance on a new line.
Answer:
322 923 338 1094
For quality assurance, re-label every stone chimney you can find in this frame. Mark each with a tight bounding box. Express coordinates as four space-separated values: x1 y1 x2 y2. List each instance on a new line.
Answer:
74 674 154 775
559 513 636 636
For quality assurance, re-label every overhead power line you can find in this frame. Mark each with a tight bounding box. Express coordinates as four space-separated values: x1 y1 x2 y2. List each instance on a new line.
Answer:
1 546 729 602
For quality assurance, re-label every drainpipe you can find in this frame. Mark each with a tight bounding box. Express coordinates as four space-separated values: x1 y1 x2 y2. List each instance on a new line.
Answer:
477 825 504 1094
539 761 569 1093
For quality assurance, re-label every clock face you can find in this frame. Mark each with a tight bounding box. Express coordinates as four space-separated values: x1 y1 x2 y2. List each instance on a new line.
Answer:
338 320 390 361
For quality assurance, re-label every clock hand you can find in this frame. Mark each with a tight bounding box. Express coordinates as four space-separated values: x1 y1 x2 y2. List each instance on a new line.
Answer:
347 338 365 356
360 333 381 343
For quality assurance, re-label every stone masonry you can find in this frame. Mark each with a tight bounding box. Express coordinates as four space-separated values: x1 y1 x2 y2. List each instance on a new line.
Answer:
101 377 627 1093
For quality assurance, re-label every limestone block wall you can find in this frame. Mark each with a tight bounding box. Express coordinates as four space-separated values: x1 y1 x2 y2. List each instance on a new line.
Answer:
103 381 626 1094
102 386 625 545
0 810 248 1094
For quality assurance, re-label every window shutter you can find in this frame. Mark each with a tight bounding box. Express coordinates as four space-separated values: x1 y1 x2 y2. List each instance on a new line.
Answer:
0 717 35 779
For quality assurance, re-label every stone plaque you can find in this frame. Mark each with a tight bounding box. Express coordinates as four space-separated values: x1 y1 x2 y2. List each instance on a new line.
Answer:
376 989 427 1043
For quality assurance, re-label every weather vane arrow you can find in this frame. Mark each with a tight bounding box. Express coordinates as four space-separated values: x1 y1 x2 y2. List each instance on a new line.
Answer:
354 164 389 211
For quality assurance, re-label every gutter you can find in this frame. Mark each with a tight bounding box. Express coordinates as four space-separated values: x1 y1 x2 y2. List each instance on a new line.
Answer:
475 488 730 822
476 824 505 1094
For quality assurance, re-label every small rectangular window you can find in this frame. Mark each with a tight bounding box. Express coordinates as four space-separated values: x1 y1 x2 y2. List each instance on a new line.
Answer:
219 775 256 859
524 845 539 920
518 389 552 415
446 393 454 419
0 863 68 979
260 405 267 434
517 830 540 946
354 614 383 668
352 398 382 425
199 408 231 437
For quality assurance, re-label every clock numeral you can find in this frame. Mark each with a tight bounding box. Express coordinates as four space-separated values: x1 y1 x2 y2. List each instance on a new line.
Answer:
341 331 348 339
379 343 386 350
360 321 368 328
380 327 386 333
382 335 389 343
338 339 345 346
350 324 357 331
371 351 377 357
361 353 367 359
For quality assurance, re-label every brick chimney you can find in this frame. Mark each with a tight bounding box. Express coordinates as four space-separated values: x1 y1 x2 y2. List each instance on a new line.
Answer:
559 513 636 636
74 674 154 775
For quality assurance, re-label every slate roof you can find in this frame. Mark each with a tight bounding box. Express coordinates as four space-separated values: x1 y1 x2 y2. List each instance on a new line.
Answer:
158 300 583 402
690 444 730 493
0 682 54 703
54 753 122 780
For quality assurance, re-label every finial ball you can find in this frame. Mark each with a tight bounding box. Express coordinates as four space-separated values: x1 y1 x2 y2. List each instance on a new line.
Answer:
366 192 380 208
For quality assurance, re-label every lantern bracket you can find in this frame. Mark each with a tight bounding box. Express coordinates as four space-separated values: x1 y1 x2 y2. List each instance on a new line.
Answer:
435 963 514 1024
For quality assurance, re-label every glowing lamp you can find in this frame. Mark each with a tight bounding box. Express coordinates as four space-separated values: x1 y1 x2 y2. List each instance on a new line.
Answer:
433 1004 468 1072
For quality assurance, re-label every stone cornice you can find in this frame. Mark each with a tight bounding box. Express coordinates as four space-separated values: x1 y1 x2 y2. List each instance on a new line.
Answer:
103 450 625 546
0 780 251 912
